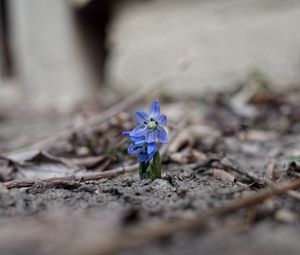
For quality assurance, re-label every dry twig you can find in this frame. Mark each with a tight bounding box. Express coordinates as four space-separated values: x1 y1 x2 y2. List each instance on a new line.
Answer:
3 164 138 189
220 158 266 186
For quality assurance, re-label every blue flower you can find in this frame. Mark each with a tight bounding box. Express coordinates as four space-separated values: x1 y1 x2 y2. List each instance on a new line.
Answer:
130 100 168 144
129 142 158 163
122 131 158 163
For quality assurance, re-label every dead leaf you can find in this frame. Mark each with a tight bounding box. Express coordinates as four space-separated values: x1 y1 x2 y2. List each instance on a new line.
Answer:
169 152 188 164
0 150 81 181
189 125 220 138
16 163 76 180
169 148 207 164
64 155 107 168
241 130 278 142
168 129 194 154
212 168 236 183
6 150 58 164
191 149 208 161
229 80 259 118
274 208 297 223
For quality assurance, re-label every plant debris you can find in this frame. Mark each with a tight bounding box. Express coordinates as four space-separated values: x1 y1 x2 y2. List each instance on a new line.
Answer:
0 77 300 255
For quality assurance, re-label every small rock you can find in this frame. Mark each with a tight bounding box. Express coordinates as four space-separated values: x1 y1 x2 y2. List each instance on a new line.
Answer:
178 170 195 181
76 146 89 156
176 188 188 198
151 179 172 190
121 177 134 187
274 208 297 223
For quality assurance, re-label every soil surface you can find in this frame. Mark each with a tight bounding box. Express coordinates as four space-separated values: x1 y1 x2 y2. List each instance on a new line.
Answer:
0 80 300 255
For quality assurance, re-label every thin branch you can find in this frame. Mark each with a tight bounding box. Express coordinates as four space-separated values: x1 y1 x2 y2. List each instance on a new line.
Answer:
2 164 138 189
217 157 266 186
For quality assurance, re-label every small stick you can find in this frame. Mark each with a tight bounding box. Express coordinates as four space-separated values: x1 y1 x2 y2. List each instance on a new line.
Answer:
2 164 138 189
220 158 266 185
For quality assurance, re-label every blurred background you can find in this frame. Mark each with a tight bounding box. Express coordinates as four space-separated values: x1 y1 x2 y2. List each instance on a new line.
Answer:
1 0 300 109
0 0 300 150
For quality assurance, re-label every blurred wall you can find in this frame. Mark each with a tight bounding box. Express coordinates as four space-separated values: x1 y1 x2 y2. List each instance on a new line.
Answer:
109 0 300 95
8 0 98 111
2 0 300 111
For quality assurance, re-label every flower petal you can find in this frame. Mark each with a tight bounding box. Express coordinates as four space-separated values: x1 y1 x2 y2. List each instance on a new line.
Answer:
128 144 143 155
148 100 160 118
137 154 148 163
130 135 146 146
147 142 158 155
130 124 147 136
122 131 131 137
157 127 168 144
156 114 167 126
135 111 149 124
145 130 157 143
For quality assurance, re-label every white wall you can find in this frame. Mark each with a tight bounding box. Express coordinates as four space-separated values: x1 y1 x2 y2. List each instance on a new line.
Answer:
9 0 97 111
109 0 300 95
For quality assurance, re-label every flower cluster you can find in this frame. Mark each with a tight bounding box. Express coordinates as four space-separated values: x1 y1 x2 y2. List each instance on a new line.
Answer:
123 100 168 163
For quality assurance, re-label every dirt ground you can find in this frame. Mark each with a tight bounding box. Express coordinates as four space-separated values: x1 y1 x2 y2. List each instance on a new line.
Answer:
0 78 300 255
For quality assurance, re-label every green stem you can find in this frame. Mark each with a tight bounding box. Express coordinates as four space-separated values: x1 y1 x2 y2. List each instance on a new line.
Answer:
150 151 161 180
138 152 161 181
139 162 149 180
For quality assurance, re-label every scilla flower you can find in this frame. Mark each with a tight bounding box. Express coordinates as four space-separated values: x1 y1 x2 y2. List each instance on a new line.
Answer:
123 100 167 180
130 100 168 144
123 132 157 163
